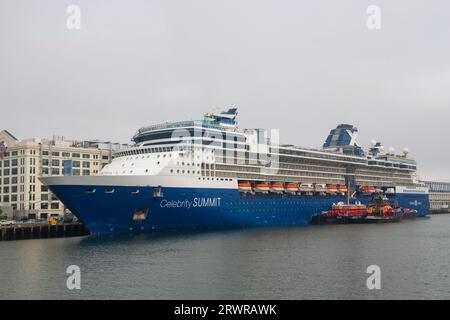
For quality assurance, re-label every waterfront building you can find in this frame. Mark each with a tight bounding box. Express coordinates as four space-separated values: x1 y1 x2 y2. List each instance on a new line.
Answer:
422 181 450 212
0 130 126 219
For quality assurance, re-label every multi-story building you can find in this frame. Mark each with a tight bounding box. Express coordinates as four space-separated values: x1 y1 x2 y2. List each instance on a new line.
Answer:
0 130 125 220
422 180 450 212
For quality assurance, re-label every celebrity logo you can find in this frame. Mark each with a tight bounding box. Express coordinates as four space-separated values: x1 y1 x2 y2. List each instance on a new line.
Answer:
160 197 222 209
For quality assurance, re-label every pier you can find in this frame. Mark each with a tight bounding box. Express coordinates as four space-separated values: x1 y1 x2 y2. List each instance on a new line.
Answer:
0 222 90 241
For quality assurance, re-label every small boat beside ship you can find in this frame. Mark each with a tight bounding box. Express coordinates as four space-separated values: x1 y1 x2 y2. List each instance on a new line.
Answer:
311 193 417 224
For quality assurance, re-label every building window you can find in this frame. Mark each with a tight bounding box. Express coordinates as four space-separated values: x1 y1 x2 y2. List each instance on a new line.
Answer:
72 153 80 158
52 152 60 157
82 154 90 159
51 168 60 175
82 170 90 176
42 159 49 166
51 159 60 166
50 203 59 210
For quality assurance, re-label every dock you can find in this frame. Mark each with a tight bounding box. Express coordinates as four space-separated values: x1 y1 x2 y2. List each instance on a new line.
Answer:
0 222 90 241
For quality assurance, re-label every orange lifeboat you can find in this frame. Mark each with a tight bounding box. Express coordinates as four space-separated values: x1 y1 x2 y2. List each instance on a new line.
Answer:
238 181 252 192
285 183 299 193
338 185 348 193
359 186 376 193
326 184 338 193
254 182 270 193
270 182 285 193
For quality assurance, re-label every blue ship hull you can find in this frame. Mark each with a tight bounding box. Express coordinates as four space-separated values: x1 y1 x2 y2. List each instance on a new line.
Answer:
48 184 430 236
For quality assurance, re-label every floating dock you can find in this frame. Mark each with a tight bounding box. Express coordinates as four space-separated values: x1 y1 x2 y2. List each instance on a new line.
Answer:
0 222 90 241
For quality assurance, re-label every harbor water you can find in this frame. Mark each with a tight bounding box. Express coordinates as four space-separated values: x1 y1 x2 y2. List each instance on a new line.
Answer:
0 215 449 299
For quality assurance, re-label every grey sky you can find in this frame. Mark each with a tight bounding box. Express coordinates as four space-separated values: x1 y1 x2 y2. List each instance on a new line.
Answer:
1 0 449 180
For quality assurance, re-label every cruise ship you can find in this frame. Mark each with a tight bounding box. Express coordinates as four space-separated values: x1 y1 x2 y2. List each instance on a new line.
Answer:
40 108 429 235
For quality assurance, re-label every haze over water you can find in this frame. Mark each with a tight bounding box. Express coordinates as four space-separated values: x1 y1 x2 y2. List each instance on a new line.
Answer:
1 215 449 299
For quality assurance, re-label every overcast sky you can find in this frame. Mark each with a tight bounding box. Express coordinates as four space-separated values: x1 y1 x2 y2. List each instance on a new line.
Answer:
0 0 449 181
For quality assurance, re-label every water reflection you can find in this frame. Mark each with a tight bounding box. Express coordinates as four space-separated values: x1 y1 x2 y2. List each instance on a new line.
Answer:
0 216 449 299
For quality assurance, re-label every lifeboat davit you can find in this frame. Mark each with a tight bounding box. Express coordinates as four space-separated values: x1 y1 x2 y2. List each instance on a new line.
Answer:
238 181 252 192
359 186 376 193
254 182 270 193
270 182 285 193
285 183 299 193
326 184 338 193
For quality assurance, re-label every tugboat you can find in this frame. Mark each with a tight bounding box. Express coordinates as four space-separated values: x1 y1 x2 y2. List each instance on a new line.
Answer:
311 192 417 224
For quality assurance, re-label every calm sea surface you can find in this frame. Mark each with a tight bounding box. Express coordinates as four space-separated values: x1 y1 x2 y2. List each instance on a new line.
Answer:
1 215 449 299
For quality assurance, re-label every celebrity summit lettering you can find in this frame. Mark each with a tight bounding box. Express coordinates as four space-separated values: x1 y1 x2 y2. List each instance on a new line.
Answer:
160 198 222 209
